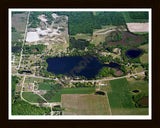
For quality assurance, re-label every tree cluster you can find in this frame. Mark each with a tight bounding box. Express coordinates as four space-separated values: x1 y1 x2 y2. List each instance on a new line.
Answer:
69 37 90 50
23 44 46 54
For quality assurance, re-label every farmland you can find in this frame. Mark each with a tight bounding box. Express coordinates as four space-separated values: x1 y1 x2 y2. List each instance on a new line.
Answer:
106 78 148 115
62 94 109 115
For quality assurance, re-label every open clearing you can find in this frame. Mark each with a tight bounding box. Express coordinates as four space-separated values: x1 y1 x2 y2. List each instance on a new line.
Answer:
22 92 46 103
62 94 109 115
126 23 149 32
26 32 40 42
140 53 148 63
106 32 144 47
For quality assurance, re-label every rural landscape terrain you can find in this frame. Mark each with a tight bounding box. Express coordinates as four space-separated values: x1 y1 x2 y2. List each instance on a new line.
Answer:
11 10 149 116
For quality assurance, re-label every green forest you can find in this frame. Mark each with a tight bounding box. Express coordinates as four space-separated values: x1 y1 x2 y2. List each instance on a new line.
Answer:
69 37 90 50
56 12 126 35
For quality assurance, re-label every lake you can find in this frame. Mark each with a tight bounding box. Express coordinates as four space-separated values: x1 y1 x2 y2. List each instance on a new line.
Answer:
46 56 121 79
125 49 143 59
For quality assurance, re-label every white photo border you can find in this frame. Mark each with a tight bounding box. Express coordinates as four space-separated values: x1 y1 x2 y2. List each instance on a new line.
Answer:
8 8 152 120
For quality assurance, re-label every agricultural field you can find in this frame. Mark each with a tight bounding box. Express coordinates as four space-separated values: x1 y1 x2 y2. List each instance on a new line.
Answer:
106 78 148 115
126 23 149 32
62 94 109 115
12 12 28 41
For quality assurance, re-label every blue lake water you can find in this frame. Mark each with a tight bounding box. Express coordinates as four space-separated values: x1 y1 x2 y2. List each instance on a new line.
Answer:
46 56 121 79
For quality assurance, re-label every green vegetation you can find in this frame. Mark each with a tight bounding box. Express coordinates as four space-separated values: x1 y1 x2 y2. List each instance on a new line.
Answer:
12 100 50 115
106 78 149 115
12 41 23 53
38 83 61 90
56 11 126 35
122 12 148 23
22 92 46 103
23 44 46 54
105 31 123 43
12 32 24 42
12 76 18 102
69 37 90 50
108 78 135 108
97 67 114 78
43 87 95 102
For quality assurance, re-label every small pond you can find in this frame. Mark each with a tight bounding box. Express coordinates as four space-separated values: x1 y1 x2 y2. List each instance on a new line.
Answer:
125 49 143 59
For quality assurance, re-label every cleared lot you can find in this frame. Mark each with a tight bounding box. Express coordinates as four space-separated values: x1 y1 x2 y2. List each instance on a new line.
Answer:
62 94 109 115
26 32 40 42
126 23 149 32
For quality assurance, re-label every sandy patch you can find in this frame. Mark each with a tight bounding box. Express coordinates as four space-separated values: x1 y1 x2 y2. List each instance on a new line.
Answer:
26 32 40 42
126 23 149 32
38 14 48 22
52 13 59 19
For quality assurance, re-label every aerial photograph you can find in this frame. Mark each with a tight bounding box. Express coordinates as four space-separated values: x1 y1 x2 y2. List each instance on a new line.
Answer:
9 9 151 119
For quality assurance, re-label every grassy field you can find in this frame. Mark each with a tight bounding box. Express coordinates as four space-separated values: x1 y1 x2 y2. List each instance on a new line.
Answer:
132 32 149 35
111 108 148 115
38 83 58 90
139 44 149 52
42 87 95 102
12 31 24 42
62 94 109 115
25 77 43 83
127 78 148 96
140 53 148 63
71 33 92 40
22 92 46 103
107 78 149 115
108 78 135 109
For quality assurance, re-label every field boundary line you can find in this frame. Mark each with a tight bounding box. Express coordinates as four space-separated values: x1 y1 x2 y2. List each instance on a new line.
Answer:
105 91 112 115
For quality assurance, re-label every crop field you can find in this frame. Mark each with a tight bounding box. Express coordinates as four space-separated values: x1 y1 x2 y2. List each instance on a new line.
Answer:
42 87 95 102
62 94 109 115
126 23 149 32
12 12 27 32
107 78 148 115
22 92 46 103
12 12 28 41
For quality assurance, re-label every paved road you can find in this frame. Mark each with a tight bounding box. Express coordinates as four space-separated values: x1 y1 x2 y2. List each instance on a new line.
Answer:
71 71 145 83
12 71 145 83
18 11 30 71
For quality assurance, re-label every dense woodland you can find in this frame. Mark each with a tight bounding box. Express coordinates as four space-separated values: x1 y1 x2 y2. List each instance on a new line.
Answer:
12 41 23 53
129 12 148 19
12 100 51 115
69 37 90 50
